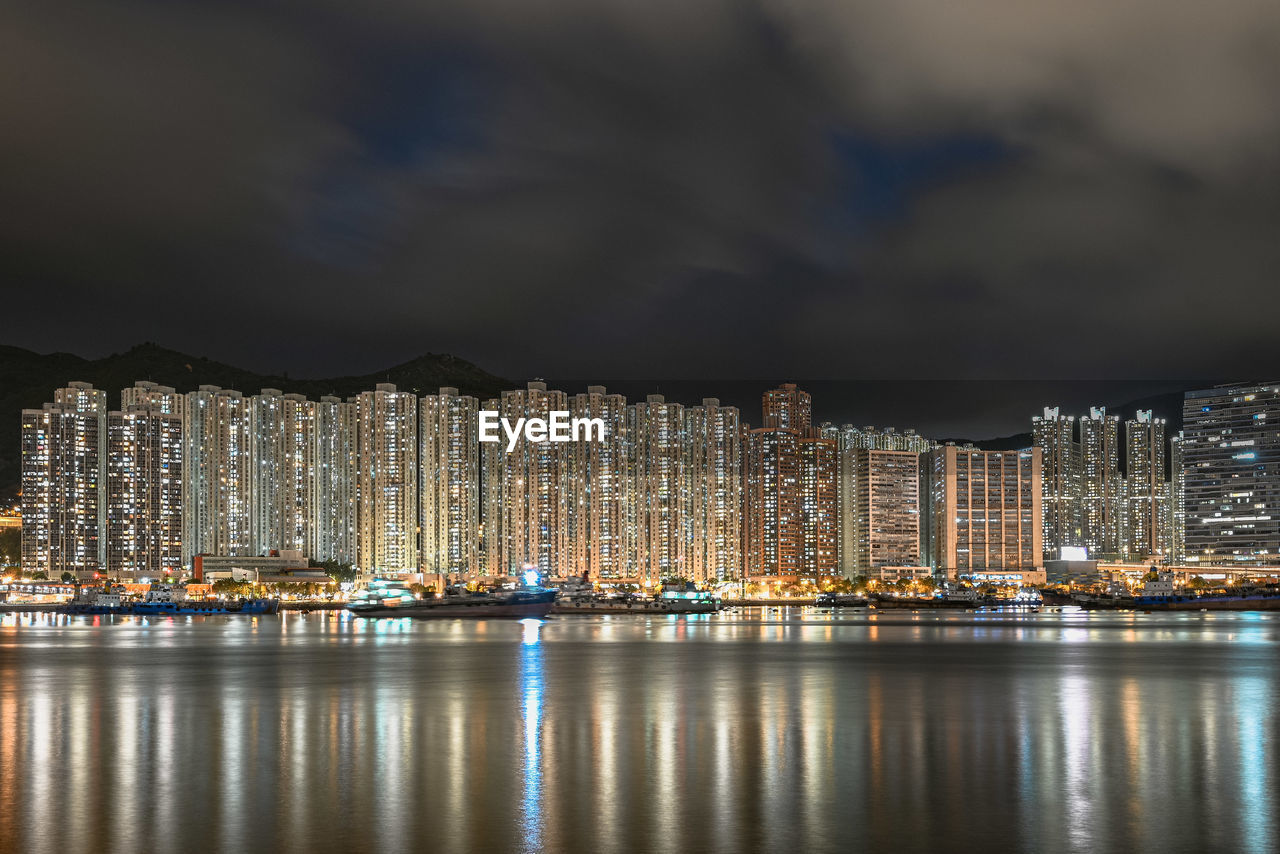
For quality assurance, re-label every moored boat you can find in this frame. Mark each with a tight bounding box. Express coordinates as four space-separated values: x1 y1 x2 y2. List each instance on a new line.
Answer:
814 593 869 608
347 578 556 618
553 587 722 614
1134 591 1280 611
58 585 279 616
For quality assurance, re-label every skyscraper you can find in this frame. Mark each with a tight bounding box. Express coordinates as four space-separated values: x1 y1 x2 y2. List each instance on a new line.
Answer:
848 449 921 573
20 382 107 575
492 381 570 576
630 394 687 585
1032 407 1081 559
798 434 839 576
355 383 418 572
1182 383 1280 566
121 381 182 414
313 396 357 564
480 396 503 575
685 398 742 585
924 446 1042 579
249 388 288 555
106 406 183 576
762 383 812 433
569 386 631 581
420 387 480 576
745 427 800 579
827 424 934 454
1169 431 1186 562
1125 410 1167 558
828 424 934 577
745 384 838 581
1080 407 1122 557
183 386 251 561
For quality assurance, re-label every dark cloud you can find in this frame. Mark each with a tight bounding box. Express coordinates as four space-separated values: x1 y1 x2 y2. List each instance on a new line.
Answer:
1 0 1278 381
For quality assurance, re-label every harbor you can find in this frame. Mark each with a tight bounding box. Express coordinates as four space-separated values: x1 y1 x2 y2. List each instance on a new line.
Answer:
3 607 1279 854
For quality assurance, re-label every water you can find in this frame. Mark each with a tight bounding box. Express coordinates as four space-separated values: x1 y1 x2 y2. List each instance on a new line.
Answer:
1 608 1278 854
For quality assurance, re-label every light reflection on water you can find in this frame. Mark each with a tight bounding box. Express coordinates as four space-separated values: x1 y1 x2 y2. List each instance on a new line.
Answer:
0 609 1278 854
519 618 544 854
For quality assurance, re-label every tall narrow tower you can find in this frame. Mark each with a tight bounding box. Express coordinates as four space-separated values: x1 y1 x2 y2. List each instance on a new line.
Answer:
355 383 419 572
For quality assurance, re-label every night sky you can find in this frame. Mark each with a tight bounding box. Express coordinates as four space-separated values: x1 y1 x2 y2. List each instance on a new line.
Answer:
3 1 1279 387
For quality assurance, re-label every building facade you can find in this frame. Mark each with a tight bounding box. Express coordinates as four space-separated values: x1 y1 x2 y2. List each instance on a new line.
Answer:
1182 383 1280 566
924 446 1043 579
355 383 418 572
569 386 632 581
848 449 921 573
20 383 108 575
420 387 480 576
313 396 357 564
183 386 252 562
1033 407 1081 559
1125 410 1167 558
490 382 571 576
1169 431 1186 562
630 395 687 585
744 384 838 580
1080 407 1123 557
106 406 183 576
685 398 742 585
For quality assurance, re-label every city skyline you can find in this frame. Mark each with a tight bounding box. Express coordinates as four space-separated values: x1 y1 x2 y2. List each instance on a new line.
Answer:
6 4 1279 853
18 375 1277 582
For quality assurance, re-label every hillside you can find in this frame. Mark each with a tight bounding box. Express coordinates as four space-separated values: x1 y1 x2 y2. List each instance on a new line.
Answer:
0 343 511 497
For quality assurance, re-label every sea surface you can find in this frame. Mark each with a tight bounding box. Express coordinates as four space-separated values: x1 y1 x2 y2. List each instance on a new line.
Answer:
2 608 1278 854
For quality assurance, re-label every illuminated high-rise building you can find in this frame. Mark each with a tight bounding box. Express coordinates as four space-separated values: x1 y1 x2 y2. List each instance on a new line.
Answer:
493 381 570 576
569 386 631 581
1032 407 1081 559
313 396 356 564
1080 407 1122 557
848 449 921 573
1169 431 1186 562
480 396 503 575
630 395 687 585
1182 383 1280 566
355 383 418 572
924 446 1042 579
745 384 838 581
183 386 251 561
1125 410 1167 558
798 434 839 576
106 406 183 576
762 383 811 433
20 382 107 575
685 398 742 585
249 389 288 555
420 387 480 576
828 424 933 576
827 424 934 454
745 427 800 579
121 381 182 414
279 393 318 557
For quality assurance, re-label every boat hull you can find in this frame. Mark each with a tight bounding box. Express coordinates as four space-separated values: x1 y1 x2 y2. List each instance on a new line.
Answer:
552 600 720 615
1135 595 1280 611
870 597 975 610
349 591 556 619
58 599 281 616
